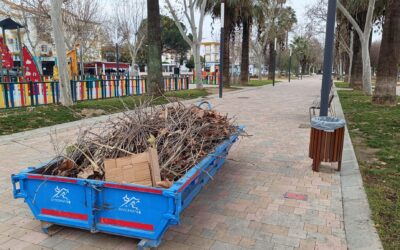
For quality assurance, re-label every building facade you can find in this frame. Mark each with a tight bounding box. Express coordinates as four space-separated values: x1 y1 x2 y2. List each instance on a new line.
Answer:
201 41 220 72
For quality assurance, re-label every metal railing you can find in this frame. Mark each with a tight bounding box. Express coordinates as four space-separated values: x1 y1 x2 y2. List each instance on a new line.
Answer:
0 75 192 109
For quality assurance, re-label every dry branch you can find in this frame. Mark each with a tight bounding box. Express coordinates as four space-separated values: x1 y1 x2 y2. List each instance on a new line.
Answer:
41 101 240 182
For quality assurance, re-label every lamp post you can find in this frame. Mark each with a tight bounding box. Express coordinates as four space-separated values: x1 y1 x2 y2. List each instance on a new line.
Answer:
219 0 225 98
288 48 292 83
320 0 337 116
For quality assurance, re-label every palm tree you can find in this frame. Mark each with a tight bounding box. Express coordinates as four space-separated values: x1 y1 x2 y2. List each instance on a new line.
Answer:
147 0 163 95
239 0 257 85
372 0 400 106
266 5 296 80
205 0 240 87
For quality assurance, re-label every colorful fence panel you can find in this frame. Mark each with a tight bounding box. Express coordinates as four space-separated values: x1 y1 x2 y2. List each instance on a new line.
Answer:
0 81 59 108
163 75 191 91
202 73 219 85
0 75 192 109
71 76 148 101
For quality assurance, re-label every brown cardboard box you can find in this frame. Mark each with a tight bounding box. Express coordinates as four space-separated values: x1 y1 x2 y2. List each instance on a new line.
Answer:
104 149 161 186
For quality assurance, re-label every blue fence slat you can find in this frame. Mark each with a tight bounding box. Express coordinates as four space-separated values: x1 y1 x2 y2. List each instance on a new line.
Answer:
9 83 15 108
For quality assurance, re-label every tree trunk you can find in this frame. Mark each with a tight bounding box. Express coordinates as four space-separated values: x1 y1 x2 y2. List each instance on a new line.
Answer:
348 30 354 83
372 0 400 106
268 41 274 80
130 57 139 76
50 0 73 106
257 55 263 80
350 32 363 89
193 43 203 89
147 0 163 95
349 11 367 90
361 40 372 94
240 17 250 85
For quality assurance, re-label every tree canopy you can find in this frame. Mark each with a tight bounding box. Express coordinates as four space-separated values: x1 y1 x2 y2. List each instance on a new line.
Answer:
136 15 192 66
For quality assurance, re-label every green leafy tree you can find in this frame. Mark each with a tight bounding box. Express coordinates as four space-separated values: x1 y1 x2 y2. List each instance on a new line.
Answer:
290 36 323 76
136 16 192 66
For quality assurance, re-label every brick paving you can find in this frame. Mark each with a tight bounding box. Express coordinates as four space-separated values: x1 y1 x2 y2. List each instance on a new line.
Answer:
0 77 348 249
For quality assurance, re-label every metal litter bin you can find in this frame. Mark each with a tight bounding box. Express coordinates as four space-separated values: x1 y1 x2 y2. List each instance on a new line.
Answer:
309 116 346 172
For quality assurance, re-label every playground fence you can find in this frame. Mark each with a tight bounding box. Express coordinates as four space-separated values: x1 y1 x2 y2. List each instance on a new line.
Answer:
0 75 192 109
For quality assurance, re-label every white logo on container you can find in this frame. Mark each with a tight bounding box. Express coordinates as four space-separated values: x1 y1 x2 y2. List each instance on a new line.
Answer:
119 195 141 214
51 186 71 204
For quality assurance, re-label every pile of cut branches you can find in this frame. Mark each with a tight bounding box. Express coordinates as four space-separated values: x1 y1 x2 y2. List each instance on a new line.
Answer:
40 101 239 182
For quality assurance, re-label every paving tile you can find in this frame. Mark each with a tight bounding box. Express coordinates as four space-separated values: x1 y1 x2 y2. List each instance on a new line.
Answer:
210 240 243 250
0 78 352 250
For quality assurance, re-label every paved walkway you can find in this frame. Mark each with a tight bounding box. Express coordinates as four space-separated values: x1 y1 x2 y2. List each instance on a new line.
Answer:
0 77 374 249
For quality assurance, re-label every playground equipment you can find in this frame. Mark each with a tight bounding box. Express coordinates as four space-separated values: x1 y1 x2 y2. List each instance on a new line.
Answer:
67 44 79 78
0 17 24 82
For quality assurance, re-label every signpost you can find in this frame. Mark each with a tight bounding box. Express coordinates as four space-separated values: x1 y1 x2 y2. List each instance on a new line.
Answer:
219 0 225 98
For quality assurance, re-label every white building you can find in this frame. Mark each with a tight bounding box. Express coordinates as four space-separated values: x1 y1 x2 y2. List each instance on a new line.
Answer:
201 41 220 72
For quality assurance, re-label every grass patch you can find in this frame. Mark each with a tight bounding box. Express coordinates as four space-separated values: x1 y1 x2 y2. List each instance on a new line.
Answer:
335 81 351 88
0 89 208 136
247 79 278 86
338 90 400 249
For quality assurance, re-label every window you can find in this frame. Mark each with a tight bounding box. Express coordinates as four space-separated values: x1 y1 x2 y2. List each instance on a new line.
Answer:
41 45 48 53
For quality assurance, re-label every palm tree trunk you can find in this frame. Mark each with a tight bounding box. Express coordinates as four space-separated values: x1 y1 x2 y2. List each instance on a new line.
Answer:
350 11 366 90
240 17 250 85
372 0 400 106
147 0 163 95
268 41 274 80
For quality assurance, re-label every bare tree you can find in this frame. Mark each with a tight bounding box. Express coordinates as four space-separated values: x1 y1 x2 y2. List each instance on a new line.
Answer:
50 0 73 106
4 0 103 61
165 0 207 89
62 0 103 61
112 0 146 76
305 0 328 36
337 0 375 95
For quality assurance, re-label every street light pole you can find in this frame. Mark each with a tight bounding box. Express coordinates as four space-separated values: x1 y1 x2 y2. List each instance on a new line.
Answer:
219 0 225 98
288 48 292 83
320 0 337 116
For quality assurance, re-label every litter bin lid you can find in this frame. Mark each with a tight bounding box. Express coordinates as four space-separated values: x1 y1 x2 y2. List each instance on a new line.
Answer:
311 116 345 132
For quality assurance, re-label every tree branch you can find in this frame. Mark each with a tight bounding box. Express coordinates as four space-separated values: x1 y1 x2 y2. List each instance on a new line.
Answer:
336 0 363 39
165 0 193 46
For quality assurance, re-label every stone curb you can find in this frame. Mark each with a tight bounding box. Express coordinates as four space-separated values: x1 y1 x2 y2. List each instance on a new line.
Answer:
334 88 383 250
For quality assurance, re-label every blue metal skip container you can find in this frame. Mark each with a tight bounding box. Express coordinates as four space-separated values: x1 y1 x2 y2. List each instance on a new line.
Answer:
11 126 242 249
